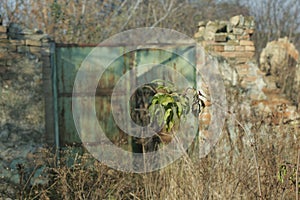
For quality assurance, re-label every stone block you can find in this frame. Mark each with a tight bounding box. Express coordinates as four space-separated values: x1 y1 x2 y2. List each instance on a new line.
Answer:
0 47 7 53
6 59 13 66
214 33 227 42
245 45 255 51
237 34 250 40
17 46 29 53
245 29 254 35
235 57 251 64
26 40 42 46
0 26 7 33
8 33 25 40
240 40 254 46
198 21 206 27
29 47 42 57
230 15 240 27
0 59 6 66
10 40 25 45
221 51 254 58
214 45 224 52
233 28 244 35
227 34 236 40
0 66 7 73
7 44 17 52
41 47 51 56
0 34 7 39
235 46 245 51
227 40 239 45
237 15 245 27
224 45 235 51
235 64 250 75
0 52 9 59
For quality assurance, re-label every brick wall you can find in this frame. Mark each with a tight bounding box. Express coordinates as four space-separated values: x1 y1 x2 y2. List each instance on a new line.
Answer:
195 15 255 65
195 15 299 144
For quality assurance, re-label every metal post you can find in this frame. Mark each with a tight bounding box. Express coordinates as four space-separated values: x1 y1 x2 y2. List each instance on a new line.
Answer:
51 42 60 163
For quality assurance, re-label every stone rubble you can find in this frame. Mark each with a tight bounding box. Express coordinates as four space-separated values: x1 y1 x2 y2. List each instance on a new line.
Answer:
196 15 299 144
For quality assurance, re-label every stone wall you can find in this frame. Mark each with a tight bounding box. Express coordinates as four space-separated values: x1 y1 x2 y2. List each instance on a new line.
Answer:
260 37 300 107
196 15 299 149
194 15 255 64
0 15 299 198
0 23 53 197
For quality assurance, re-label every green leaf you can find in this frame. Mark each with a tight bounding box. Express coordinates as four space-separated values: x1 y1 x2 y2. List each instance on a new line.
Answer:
164 108 172 122
161 96 174 106
176 102 183 117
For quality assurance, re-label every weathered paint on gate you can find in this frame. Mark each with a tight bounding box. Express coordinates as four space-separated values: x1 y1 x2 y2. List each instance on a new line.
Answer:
55 44 196 151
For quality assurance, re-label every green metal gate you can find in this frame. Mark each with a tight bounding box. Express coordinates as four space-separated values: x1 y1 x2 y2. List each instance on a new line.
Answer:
53 44 197 151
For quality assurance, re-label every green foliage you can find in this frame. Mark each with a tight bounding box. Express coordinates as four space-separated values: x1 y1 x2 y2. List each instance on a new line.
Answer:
148 80 190 133
278 163 300 192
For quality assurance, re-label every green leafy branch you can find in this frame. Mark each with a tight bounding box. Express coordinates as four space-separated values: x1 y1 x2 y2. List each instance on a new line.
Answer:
148 80 193 134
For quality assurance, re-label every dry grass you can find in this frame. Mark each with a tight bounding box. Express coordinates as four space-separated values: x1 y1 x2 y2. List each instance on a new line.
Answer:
16 116 299 200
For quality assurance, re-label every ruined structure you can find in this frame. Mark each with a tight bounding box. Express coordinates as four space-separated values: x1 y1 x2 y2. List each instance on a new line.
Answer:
0 23 53 196
0 15 299 198
194 15 299 129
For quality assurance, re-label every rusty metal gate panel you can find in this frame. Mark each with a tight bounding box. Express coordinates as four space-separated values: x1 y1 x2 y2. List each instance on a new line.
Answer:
54 44 196 151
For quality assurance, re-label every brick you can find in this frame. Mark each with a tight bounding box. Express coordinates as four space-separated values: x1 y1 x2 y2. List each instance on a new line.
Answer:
224 45 235 51
10 39 25 45
214 45 224 52
0 26 7 33
242 76 257 82
245 29 254 34
214 33 227 42
0 34 7 39
235 57 252 64
240 40 254 46
237 34 250 40
235 45 245 51
245 45 255 51
26 39 42 46
227 40 239 45
221 51 254 58
29 46 41 52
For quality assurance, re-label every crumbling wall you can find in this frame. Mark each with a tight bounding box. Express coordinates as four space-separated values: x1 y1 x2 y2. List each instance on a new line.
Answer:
195 15 299 123
195 15 299 162
0 23 53 197
259 37 300 108
195 15 255 64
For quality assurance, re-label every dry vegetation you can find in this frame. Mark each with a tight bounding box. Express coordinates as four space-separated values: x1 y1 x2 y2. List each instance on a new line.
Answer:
0 0 299 199
17 116 299 199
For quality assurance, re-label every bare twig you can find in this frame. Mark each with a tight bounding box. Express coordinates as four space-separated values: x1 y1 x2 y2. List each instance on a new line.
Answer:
120 0 142 31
